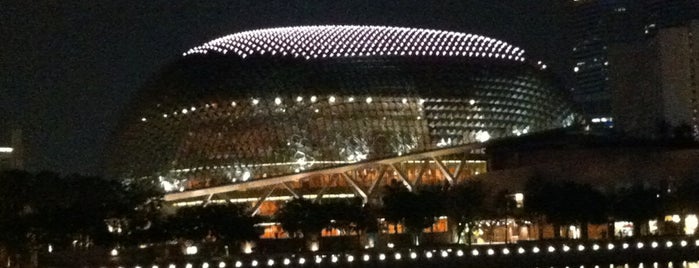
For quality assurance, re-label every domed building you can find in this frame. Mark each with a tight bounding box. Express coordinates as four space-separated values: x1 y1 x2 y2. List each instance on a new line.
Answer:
109 26 578 199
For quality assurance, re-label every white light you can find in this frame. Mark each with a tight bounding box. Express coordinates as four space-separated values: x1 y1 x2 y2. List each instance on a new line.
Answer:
563 245 570 252
141 117 147 122
441 251 448 257
314 256 321 264
501 248 510 255
366 97 373 104
185 245 198 255
532 247 540 253
379 253 386 261
410 252 417 259
110 248 119 256
186 264 193 268
622 243 629 249
219 262 226 268
190 106 196 111
665 241 673 248
402 98 408 104
387 242 394 248
592 244 600 251
425 252 433 258
252 99 259 105
363 254 370 262
203 263 210 268
298 258 305 265
547 246 555 253
475 131 491 142
251 260 258 267
267 259 274 266
331 255 338 263
651 241 658 248
637 242 644 249
394 253 401 260
607 244 615 250
48 245 52 253
348 97 355 102
518 247 525 254
310 96 317 102
182 108 188 114
574 66 580 72
235 261 242 268
680 240 687 247
472 249 479 256
329 96 336 103
274 97 282 105
578 245 585 251
296 96 303 102
169 265 176 268
487 249 495 255
346 255 354 262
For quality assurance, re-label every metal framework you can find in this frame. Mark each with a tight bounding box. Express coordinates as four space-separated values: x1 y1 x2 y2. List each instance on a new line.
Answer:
165 142 487 215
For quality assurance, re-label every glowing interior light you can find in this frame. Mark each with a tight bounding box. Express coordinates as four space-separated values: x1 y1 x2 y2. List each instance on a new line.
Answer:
475 131 491 142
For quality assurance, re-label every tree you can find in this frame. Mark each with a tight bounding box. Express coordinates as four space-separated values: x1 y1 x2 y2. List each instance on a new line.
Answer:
276 198 328 242
382 183 442 245
611 183 663 237
444 180 486 245
167 203 262 244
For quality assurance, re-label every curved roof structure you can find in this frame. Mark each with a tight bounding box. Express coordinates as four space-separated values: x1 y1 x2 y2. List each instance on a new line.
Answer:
183 25 526 62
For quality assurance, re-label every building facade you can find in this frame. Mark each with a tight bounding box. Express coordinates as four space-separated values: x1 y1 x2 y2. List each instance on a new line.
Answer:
568 0 698 127
109 26 579 198
609 20 699 140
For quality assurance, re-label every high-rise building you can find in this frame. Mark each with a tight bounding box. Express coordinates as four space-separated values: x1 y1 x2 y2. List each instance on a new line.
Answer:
568 0 643 127
568 0 697 127
609 20 699 140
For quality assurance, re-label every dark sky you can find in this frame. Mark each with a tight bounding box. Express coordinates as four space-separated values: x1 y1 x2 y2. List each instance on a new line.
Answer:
1 0 569 176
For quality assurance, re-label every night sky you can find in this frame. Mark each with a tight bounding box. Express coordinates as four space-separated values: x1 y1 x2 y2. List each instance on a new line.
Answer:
1 0 569 176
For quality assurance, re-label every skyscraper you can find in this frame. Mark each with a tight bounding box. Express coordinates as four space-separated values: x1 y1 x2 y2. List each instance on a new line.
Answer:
568 0 644 127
